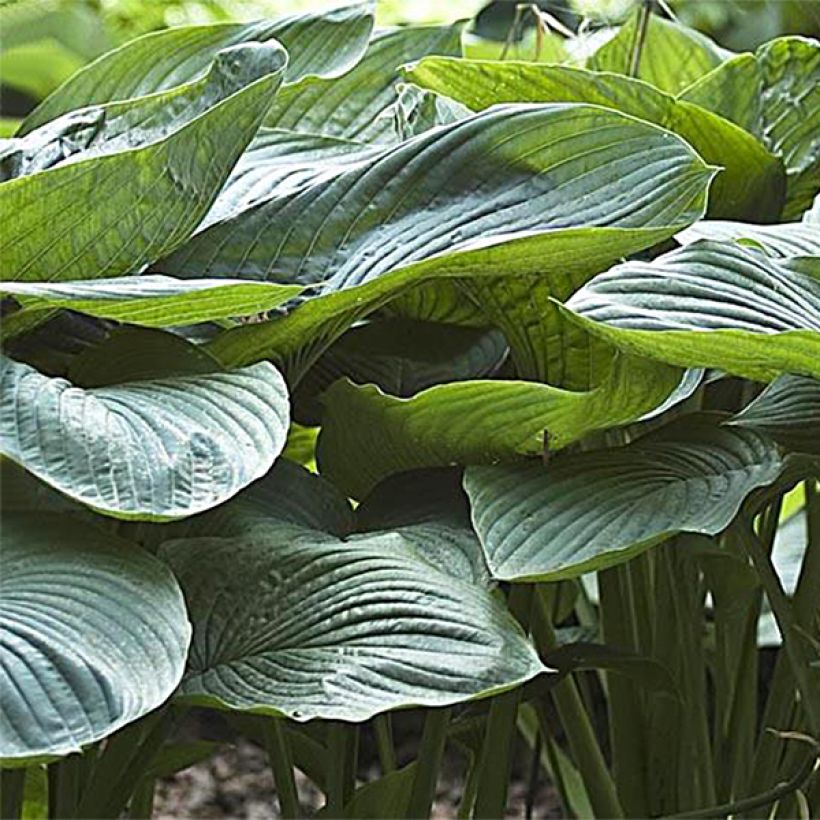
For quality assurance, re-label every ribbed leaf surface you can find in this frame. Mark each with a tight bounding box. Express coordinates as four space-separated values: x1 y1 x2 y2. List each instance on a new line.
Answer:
565 241 820 381
165 529 542 722
262 22 463 141
404 58 783 221
159 462 542 722
317 354 681 499
0 354 289 520
0 515 190 762
464 423 785 581
1 42 286 281
730 375 820 454
0 276 301 329
676 220 820 257
20 2 375 132
162 104 712 373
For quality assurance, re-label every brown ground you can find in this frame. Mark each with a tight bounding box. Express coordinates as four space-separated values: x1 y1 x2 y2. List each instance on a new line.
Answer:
154 737 563 819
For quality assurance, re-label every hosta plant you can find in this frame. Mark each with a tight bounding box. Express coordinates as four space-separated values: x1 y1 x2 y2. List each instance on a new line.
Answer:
0 2 818 817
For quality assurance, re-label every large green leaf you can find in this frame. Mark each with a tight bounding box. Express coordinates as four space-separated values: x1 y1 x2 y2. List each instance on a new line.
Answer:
586 11 730 94
19 2 375 133
262 22 464 141
160 461 544 722
463 422 786 582
0 276 301 332
293 317 507 424
404 58 784 221
681 37 820 219
729 375 820 455
564 241 820 382
676 220 820 257
0 514 190 763
160 104 712 376
0 41 286 282
316 353 682 499
0 352 289 520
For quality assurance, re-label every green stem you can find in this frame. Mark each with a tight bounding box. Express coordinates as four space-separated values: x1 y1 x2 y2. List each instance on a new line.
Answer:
266 718 300 819
473 584 533 819
128 779 155 819
406 707 451 819
599 565 650 816
375 715 397 775
666 743 819 819
738 519 820 734
532 589 624 819
629 0 653 77
752 483 820 797
524 728 542 819
456 753 479 820
49 754 81 818
0 769 25 820
76 708 174 818
325 722 348 817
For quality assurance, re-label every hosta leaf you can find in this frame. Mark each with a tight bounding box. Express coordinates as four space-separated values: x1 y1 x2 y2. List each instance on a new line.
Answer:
262 22 464 141
316 353 682 499
0 276 301 330
161 104 713 376
681 37 820 219
565 241 820 382
20 2 375 133
0 353 289 520
676 220 820 257
1 41 286 282
729 375 820 454
805 193 820 224
587 11 730 94
463 422 785 582
120 457 354 556
65 327 220 388
0 514 190 762
355 469 490 586
404 58 784 221
159 463 543 722
293 318 506 424
391 82 472 140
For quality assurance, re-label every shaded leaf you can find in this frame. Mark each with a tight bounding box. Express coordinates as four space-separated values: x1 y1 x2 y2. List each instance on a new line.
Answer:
730 375 820 454
294 318 507 424
0 351 289 520
464 422 786 582
0 514 190 762
545 642 679 698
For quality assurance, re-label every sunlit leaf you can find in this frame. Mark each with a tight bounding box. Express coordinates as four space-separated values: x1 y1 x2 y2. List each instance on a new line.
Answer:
565 241 820 381
20 2 375 133
317 353 681 498
1 41 287 282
